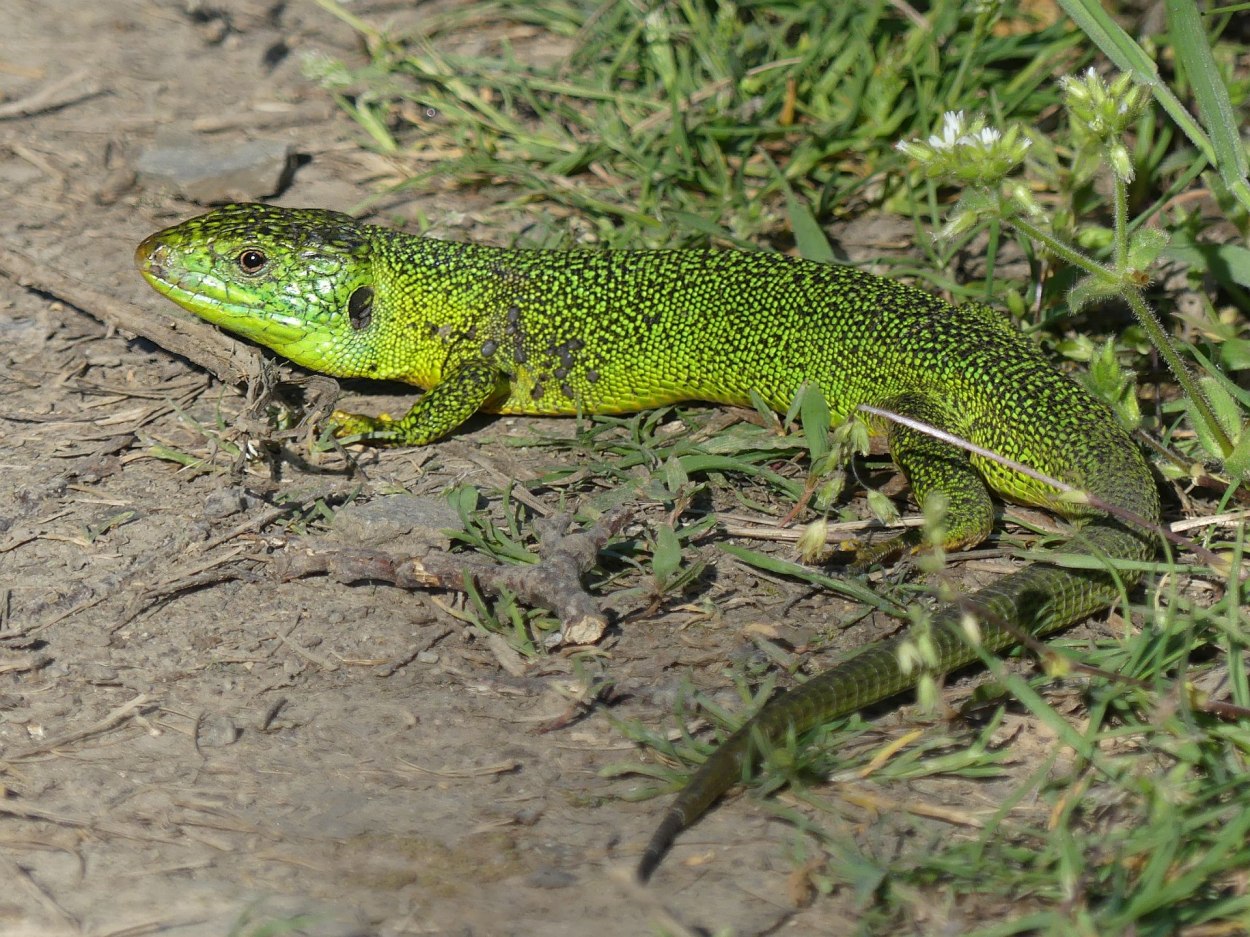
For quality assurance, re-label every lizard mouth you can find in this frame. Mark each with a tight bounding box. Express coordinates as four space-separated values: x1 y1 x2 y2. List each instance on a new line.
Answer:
133 233 307 347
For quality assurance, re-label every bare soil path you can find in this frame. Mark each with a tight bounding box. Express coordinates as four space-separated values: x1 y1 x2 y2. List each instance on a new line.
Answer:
0 3 1053 935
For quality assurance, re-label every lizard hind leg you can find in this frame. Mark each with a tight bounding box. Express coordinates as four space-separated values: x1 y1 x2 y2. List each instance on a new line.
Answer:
852 392 995 572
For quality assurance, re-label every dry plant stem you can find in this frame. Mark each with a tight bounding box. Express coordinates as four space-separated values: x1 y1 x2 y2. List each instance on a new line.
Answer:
278 508 632 644
0 851 79 930
0 68 102 119
4 694 153 761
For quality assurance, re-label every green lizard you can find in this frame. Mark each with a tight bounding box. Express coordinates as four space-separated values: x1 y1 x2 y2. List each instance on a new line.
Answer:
135 203 1159 882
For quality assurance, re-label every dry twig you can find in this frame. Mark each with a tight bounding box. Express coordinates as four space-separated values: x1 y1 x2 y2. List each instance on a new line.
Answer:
277 508 631 644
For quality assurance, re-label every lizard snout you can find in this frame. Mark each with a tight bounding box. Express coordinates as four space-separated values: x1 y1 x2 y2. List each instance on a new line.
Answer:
134 233 168 279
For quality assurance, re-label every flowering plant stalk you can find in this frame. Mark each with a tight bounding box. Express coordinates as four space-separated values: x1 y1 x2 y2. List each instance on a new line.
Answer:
898 71 1245 475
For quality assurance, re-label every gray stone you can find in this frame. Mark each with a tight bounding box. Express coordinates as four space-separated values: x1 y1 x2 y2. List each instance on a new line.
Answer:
332 494 461 553
136 136 296 204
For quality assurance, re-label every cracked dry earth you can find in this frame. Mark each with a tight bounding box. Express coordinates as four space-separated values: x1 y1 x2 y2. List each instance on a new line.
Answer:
0 2 1058 936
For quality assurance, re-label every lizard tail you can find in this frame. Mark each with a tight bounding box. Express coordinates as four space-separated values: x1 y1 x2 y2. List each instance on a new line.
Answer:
635 516 1152 882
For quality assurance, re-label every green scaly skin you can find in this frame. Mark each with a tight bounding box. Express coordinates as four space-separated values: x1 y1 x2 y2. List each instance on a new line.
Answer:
135 203 1159 882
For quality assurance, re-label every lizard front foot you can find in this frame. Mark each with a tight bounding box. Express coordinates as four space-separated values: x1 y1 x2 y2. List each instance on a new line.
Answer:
327 408 403 445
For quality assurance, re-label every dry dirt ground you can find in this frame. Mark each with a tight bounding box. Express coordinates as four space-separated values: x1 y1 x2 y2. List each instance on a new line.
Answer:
0 3 1114 936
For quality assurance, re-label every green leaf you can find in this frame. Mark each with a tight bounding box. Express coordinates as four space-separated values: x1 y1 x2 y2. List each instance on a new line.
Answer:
866 489 900 526
747 388 781 431
1164 236 1250 290
1057 334 1096 362
718 542 890 611
1223 429 1250 481
1219 338 1250 372
652 522 683 589
1187 396 1223 464
1084 339 1141 431
1208 243 1250 289
785 185 837 264
449 483 482 522
1200 375 1243 438
1127 227 1170 272
799 384 832 463
675 454 803 499
663 210 739 245
662 454 689 495
1067 274 1117 313
1166 0 1250 210
1190 375 1245 462
1076 224 1115 251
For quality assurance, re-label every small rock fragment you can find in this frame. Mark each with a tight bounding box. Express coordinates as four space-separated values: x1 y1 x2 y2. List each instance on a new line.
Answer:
195 713 240 748
525 867 577 889
332 494 461 554
136 136 296 204
201 486 251 519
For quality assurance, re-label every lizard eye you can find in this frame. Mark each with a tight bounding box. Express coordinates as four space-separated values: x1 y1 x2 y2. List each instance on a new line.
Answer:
237 249 268 274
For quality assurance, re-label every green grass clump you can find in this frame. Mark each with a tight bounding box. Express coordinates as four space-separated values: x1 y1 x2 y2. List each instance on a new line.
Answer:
306 1 1087 253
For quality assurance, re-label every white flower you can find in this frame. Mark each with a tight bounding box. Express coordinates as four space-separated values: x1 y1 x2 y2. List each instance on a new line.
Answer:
974 127 1005 147
897 112 1031 187
927 110 969 151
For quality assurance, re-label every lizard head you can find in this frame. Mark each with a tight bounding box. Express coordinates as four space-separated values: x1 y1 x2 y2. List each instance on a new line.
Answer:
135 203 384 378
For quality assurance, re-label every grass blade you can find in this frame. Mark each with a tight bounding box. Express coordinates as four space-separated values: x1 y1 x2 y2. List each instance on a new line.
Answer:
1166 0 1250 207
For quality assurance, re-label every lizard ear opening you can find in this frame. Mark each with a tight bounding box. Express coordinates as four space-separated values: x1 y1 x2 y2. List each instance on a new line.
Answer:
347 286 374 331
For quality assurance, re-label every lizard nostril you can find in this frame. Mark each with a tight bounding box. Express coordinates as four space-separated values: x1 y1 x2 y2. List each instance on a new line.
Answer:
134 234 168 278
